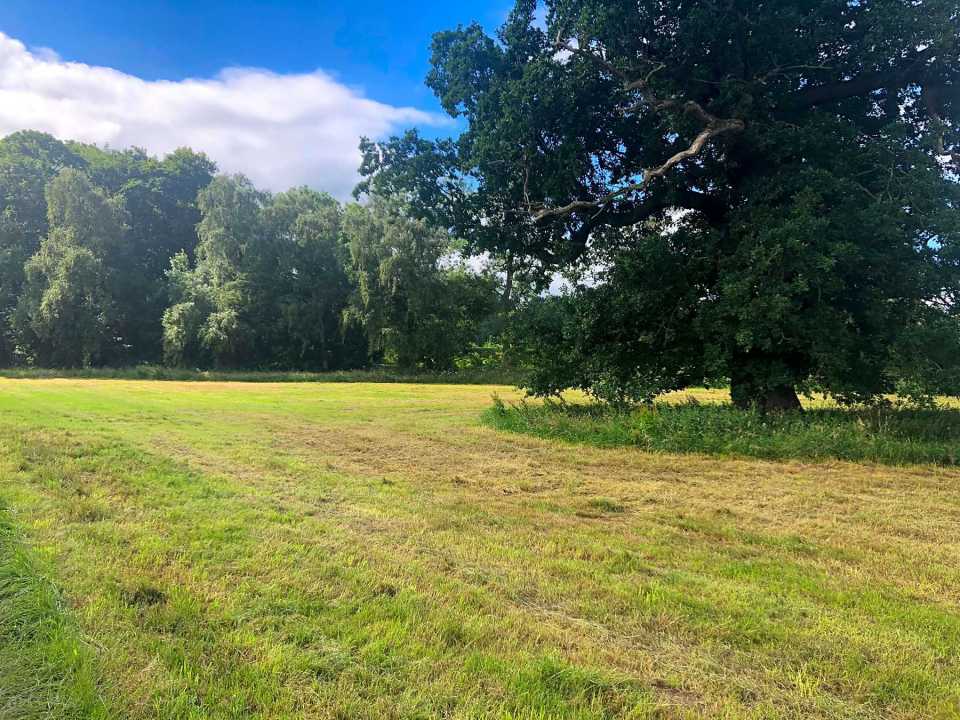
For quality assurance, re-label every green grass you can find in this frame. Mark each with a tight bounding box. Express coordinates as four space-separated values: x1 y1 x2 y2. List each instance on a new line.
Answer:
484 394 960 466
0 505 105 719
0 364 525 386
0 378 958 718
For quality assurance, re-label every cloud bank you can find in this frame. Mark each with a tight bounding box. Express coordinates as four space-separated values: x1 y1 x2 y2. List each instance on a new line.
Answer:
0 33 446 197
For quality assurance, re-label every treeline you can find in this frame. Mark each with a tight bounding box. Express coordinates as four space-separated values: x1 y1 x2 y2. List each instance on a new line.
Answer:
0 131 508 371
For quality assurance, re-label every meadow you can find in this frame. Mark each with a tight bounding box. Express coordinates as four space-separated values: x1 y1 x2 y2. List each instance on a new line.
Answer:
1 378 958 719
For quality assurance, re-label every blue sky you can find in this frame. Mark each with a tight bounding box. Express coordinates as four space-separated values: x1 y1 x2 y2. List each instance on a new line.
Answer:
0 0 512 108
0 0 513 195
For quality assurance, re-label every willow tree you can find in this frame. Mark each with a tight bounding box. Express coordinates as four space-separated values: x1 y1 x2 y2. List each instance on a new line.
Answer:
428 0 960 409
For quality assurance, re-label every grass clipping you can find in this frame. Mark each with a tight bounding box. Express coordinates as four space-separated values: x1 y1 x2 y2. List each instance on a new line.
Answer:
0 506 104 720
484 394 960 466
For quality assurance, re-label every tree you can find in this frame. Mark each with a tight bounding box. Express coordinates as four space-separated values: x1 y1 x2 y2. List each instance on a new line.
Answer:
355 129 553 368
357 129 550 307
12 168 125 367
163 178 368 370
0 132 86 364
0 134 216 366
428 0 960 409
343 197 497 370
0 215 29 365
162 175 265 367
72 144 217 361
263 187 365 370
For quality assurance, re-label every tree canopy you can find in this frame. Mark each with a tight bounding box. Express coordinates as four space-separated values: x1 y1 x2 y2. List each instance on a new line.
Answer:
0 133 504 372
411 0 960 408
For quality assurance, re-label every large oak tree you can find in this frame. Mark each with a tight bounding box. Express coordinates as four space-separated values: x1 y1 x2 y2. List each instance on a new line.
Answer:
428 0 960 408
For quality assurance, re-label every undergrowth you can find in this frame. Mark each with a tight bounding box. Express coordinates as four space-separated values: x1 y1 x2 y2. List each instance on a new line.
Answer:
484 396 960 466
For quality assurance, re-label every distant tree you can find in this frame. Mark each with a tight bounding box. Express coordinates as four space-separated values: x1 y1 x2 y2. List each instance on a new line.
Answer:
69 143 215 275
12 169 125 367
0 134 215 366
1 131 85 180
343 197 497 369
0 215 29 365
0 132 86 364
161 251 212 367
264 187 365 370
357 129 550 308
115 148 217 360
428 0 960 409
0 130 503 373
164 177 367 370
355 128 555 373
162 175 264 367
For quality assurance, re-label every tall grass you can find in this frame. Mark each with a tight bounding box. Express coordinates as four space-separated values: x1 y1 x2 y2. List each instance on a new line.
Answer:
0 365 525 386
484 397 960 466
0 506 104 719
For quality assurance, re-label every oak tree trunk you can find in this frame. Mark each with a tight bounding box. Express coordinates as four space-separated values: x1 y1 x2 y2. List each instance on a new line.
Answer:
730 359 803 413
759 385 803 412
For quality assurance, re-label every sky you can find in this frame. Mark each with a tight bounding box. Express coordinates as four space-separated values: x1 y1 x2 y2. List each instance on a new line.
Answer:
0 0 513 197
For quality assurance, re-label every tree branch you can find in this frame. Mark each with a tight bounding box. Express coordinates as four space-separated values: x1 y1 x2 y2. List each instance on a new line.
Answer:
531 102 744 224
923 84 960 171
531 38 745 224
790 46 939 109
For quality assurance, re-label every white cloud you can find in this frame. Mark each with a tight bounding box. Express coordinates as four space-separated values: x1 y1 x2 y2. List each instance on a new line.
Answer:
0 32 448 197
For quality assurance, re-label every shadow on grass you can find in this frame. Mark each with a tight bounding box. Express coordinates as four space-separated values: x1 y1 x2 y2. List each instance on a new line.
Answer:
484 397 960 466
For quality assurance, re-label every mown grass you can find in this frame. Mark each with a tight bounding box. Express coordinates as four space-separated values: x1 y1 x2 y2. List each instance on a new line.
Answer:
0 505 104 719
0 379 958 719
484 393 960 466
0 364 525 386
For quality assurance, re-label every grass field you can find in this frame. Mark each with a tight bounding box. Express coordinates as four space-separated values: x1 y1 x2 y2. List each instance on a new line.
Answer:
1 379 958 719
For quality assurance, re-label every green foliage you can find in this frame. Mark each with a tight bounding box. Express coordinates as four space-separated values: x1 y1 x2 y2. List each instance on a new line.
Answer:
355 130 465 231
11 169 126 367
0 364 525 385
343 197 498 370
0 130 507 372
163 178 366 370
0 133 216 367
265 187 367 370
161 175 264 367
485 397 960 466
0 132 88 365
103 146 216 361
428 0 960 409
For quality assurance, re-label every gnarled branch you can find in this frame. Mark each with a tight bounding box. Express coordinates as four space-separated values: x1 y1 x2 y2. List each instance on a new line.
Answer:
531 102 744 224
531 38 744 224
